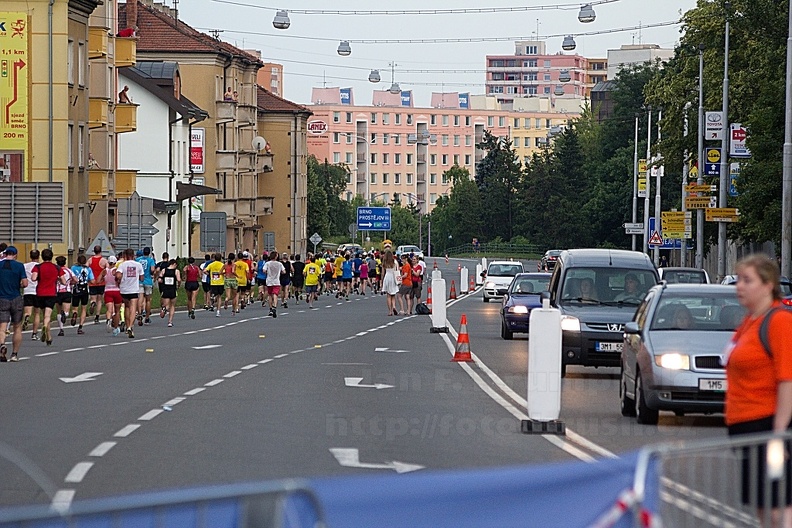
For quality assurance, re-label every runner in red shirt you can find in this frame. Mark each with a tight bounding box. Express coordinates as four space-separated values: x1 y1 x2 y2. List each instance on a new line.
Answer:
183 257 201 319
87 245 107 323
30 248 67 345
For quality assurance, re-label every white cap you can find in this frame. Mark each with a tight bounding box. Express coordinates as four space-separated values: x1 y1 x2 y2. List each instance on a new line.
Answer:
108 255 117 263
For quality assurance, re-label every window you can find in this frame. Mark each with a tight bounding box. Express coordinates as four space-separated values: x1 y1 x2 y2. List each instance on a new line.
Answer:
383 113 390 125
465 116 471 126
68 124 74 166
394 173 401 184
346 172 352 184
489 86 504 94
78 125 85 166
513 118 520 128
524 137 531 147
535 118 542 128
346 112 352 123
543 86 551 94
442 134 449 146
333 152 341 163
506 86 518 94
370 153 377 164
394 153 401 164
544 60 551 68
382 173 389 184
546 119 552 129
430 115 437 125
442 154 448 165
430 154 437 165
406 173 413 184
535 137 544 147
333 132 340 144
345 152 353 164
544 73 552 81
393 192 400 203
371 112 377 124
453 135 460 146
487 116 494 127
499 116 506 127
430 193 437 204
524 59 538 68
454 115 460 126
383 133 389 145
346 135 353 144
370 132 377 144
442 173 450 184
465 154 471 165
370 173 377 184
442 115 449 126
430 173 437 184
524 118 531 128
395 114 401 125
394 134 401 145
406 153 413 164
453 154 459 165
524 72 538 81
333 111 340 123
407 114 413 125
78 42 86 86
383 153 389 164
346 192 353 201
465 135 473 146
67 40 74 84
524 45 538 55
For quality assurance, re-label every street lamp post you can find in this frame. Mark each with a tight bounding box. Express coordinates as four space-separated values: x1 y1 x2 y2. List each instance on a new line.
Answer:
717 3 731 281
782 3 792 278
405 192 424 252
632 115 639 252
696 44 705 269
643 108 652 254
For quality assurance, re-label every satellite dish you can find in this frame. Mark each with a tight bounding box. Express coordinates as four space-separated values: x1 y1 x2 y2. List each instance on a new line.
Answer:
252 136 267 151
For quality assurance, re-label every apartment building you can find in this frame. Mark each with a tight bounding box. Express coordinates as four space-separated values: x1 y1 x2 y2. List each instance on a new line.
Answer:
307 88 578 212
606 44 674 80
256 61 284 98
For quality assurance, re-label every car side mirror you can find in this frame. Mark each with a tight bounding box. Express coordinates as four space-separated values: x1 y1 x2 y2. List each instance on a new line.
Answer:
624 322 640 335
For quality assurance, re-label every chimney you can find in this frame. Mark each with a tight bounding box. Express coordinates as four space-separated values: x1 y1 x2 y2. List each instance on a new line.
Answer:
126 0 138 29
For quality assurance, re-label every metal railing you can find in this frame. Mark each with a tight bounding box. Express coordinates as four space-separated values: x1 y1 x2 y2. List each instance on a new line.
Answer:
444 242 543 260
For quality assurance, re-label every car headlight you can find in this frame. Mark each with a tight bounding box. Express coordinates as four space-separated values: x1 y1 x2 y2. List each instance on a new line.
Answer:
560 315 580 332
655 353 690 371
486 281 495 289
508 305 529 314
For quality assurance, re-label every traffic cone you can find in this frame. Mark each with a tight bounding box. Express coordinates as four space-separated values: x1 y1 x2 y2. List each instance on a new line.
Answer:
469 274 475 292
457 263 461 272
445 255 449 264
449 280 457 300
426 286 433 314
433 260 438 270
452 314 474 362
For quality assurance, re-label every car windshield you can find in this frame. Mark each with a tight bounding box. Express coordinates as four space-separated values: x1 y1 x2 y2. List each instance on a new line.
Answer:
547 251 561 257
487 264 523 277
510 277 550 294
559 267 657 305
401 246 420 253
663 270 707 284
651 293 745 331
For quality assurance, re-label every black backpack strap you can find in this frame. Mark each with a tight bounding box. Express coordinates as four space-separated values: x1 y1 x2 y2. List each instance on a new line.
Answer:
759 307 782 358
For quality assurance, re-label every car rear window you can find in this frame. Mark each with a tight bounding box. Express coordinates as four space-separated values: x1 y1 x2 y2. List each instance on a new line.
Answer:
663 270 707 284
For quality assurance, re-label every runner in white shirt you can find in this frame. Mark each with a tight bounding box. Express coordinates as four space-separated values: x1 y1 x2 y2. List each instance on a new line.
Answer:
263 252 285 317
115 249 144 338
22 249 39 333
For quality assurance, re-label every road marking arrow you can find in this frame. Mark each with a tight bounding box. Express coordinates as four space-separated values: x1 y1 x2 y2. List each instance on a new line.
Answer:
344 377 394 389
59 372 103 383
329 448 424 473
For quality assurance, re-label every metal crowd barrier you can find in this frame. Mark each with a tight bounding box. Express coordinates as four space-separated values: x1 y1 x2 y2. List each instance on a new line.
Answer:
0 479 325 528
633 430 792 528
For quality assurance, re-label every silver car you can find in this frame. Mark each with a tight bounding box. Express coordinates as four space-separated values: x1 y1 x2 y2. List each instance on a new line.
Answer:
620 284 744 425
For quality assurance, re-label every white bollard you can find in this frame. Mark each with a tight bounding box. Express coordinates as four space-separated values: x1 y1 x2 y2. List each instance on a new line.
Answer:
475 264 484 285
522 296 565 435
481 257 487 271
460 267 469 294
430 276 448 333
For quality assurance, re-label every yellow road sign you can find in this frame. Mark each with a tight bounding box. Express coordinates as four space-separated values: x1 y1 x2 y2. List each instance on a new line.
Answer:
685 184 717 193
706 148 721 164
706 208 740 222
639 159 647 175
686 196 717 209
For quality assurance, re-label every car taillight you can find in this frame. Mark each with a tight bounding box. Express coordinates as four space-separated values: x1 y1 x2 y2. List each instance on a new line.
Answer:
783 298 792 306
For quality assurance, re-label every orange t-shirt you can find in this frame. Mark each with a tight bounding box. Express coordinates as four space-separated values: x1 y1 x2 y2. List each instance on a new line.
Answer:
725 303 792 425
400 263 412 287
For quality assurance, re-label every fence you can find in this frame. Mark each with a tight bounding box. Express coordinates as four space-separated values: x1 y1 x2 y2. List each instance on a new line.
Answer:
444 242 544 259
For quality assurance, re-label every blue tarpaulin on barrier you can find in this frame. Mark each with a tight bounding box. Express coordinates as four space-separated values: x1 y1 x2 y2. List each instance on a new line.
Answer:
0 452 650 528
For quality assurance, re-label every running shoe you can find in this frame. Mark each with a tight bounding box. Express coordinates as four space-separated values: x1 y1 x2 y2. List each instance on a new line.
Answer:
0 344 7 362
283 301 288 308
190 310 195 320
119 321 126 332
44 328 52 346
70 311 77 326
127 329 134 338
9 352 18 362
89 301 96 315
167 322 173 327
77 326 84 335
216 310 221 317
112 327 120 337
272 308 277 318
22 315 29 331
144 318 151 325
94 315 100 324
57 329 65 337
60 311 66 324
160 307 166 318
137 314 143 327
31 332 38 341
106 320 112 333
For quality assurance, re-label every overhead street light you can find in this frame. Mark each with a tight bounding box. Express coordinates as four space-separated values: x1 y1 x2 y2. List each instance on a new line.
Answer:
554 85 565 96
562 35 576 51
368 69 381 83
388 82 401 94
337 40 352 56
578 4 596 23
272 10 290 30
559 69 571 83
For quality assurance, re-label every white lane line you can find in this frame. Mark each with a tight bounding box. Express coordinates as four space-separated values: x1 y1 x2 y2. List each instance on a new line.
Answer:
356 331 368 336
183 331 197 335
51 489 75 513
223 371 242 378
111 342 129 346
334 339 345 344
63 348 84 352
205 379 224 387
88 345 106 349
138 409 163 421
274 353 288 359
241 364 258 370
184 388 206 396
258 359 273 364
163 397 186 406
151 336 165 340
114 424 140 437
89 442 116 457
64 462 94 483
438 332 595 463
199 328 211 332
35 351 59 357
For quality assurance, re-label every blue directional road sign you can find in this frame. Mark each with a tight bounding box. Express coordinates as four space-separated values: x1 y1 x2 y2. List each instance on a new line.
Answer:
357 206 391 231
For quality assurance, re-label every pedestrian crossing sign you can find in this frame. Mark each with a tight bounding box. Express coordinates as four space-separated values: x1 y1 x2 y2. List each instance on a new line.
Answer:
648 231 663 246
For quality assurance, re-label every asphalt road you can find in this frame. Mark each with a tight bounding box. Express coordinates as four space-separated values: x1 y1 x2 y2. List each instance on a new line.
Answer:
0 256 729 513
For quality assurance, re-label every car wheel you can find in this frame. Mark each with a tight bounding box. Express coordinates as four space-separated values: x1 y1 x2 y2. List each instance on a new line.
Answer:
635 372 659 425
501 320 513 340
620 366 636 417
483 296 489 303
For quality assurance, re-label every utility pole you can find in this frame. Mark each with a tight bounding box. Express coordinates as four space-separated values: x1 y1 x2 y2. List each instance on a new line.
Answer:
681 102 692 267
782 2 792 278
642 108 652 255
654 110 663 266
717 3 731 281
632 116 639 252
696 44 705 269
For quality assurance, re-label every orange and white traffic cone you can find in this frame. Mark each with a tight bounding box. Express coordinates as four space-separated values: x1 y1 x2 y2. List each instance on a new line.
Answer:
426 286 433 314
449 280 457 300
457 263 461 272
445 255 449 264
433 260 438 270
452 314 474 362
469 274 475 292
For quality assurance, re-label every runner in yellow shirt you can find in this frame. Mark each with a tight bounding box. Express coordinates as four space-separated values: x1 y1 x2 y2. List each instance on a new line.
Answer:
203 253 225 317
303 255 322 309
232 254 249 314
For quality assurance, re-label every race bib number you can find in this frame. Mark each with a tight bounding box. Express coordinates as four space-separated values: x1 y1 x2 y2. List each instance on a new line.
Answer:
164 277 175 286
126 266 138 278
211 272 221 281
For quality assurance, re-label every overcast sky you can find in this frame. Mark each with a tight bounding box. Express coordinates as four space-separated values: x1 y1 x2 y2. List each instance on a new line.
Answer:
179 0 698 106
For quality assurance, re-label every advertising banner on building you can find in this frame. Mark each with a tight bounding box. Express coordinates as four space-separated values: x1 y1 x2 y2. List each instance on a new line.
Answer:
0 13 29 182
339 88 352 105
190 127 205 173
458 93 470 109
190 177 204 223
400 90 412 107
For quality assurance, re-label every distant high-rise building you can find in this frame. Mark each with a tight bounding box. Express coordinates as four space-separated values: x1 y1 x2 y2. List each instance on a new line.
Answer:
258 62 284 97
607 44 674 79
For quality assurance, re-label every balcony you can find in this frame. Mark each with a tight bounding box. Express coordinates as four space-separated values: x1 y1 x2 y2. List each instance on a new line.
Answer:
115 170 137 198
416 154 426 164
215 101 237 123
115 37 137 68
238 173 257 197
416 175 426 183
356 172 367 183
257 196 274 215
216 150 236 172
114 103 137 133
356 153 366 163
236 105 257 127
88 27 108 59
89 97 108 128
258 153 274 172
88 169 110 199
237 152 256 172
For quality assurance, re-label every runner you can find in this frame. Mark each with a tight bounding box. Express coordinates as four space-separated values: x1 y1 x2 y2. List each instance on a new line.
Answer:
303 255 321 309
333 252 345 297
322 254 333 296
264 251 285 317
0 247 28 363
54 256 75 338
70 254 94 335
279 253 292 309
222 253 237 312
101 255 122 336
87 245 107 323
241 251 255 308
358 253 369 296
291 254 305 304
233 253 249 314
340 254 353 300
200 254 212 310
352 252 364 294
22 249 39 333
135 247 156 325
183 257 201 319
158 259 180 327
116 248 144 338
255 252 268 305
31 249 67 346
203 253 226 317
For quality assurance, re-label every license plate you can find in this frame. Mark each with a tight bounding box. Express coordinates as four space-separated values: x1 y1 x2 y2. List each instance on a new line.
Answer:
699 379 727 392
595 342 623 352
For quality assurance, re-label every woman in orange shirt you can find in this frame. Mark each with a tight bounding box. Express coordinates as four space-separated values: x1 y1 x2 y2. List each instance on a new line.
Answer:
726 254 792 523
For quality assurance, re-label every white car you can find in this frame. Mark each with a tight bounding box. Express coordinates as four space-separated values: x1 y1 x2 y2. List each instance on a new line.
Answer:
395 245 423 259
483 261 525 302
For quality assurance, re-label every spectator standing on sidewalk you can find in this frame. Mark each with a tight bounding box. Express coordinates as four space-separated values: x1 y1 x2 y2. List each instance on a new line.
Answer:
0 247 28 362
380 250 400 316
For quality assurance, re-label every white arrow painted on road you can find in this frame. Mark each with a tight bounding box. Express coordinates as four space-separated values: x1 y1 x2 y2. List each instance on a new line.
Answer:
329 448 424 473
374 347 409 353
192 344 223 350
344 377 394 390
59 372 103 383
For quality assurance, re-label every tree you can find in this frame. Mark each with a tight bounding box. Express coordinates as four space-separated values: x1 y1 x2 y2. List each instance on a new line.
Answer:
312 157 354 237
306 155 330 238
475 132 522 241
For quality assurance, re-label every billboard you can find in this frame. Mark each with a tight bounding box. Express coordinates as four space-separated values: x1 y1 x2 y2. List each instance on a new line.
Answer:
190 177 204 222
190 127 204 173
0 13 29 182
340 88 352 105
458 93 469 109
400 90 412 107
